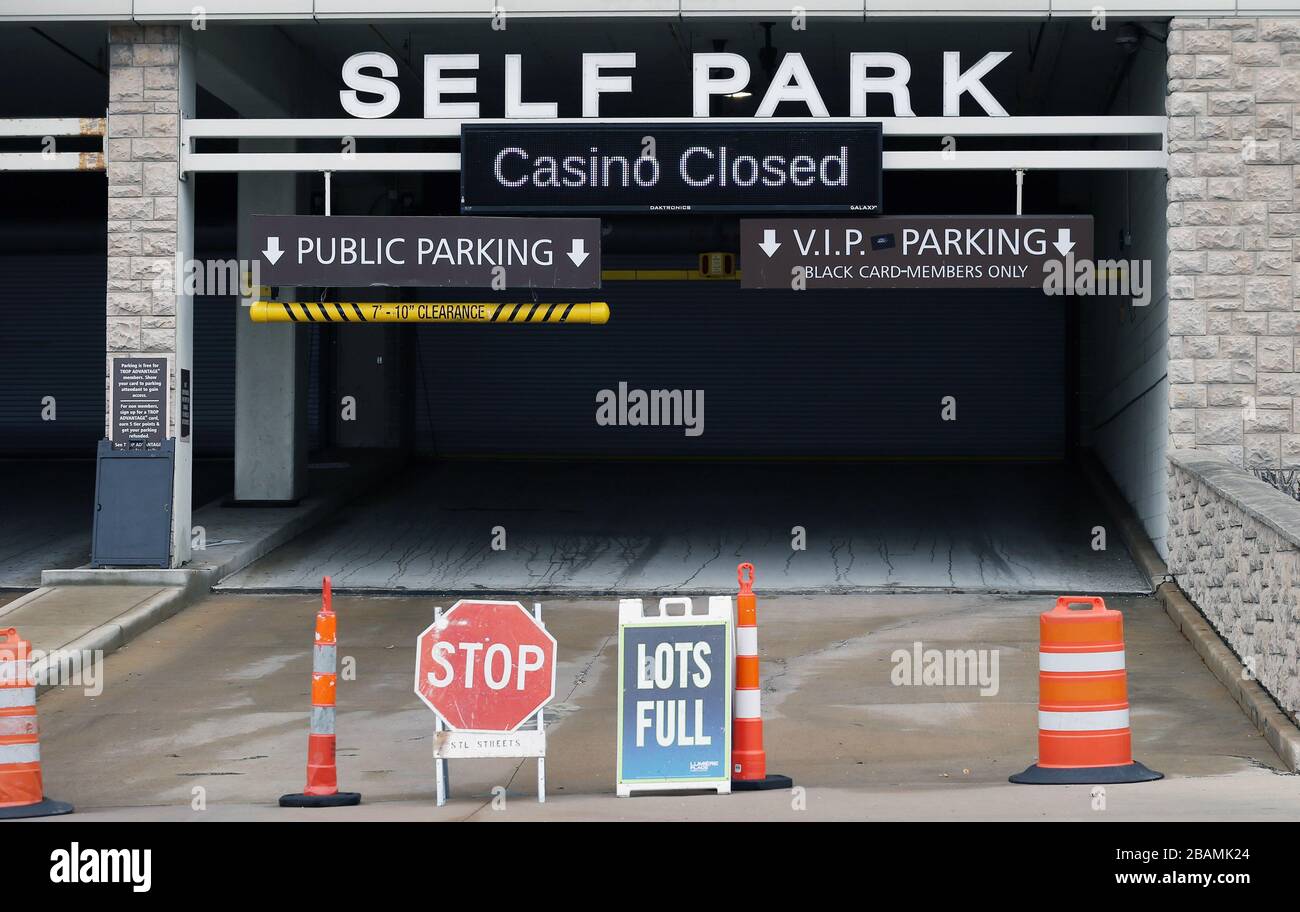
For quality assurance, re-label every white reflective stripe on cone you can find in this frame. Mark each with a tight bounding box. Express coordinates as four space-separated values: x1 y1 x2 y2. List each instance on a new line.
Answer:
0 742 40 764
310 706 336 735
1039 650 1126 673
0 687 36 709
735 689 761 720
1038 709 1130 732
0 714 37 738
0 659 31 684
736 627 758 656
313 645 337 673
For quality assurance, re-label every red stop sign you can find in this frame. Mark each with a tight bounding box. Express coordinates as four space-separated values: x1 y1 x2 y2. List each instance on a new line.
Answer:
414 600 557 732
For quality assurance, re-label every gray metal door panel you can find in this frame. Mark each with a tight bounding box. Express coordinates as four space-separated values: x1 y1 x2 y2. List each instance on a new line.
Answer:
90 439 174 568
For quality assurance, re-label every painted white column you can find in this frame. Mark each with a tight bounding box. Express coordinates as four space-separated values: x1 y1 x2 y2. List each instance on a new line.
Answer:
173 30 195 565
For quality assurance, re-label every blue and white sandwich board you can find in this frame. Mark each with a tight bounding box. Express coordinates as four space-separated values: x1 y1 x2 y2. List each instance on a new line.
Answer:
616 596 732 797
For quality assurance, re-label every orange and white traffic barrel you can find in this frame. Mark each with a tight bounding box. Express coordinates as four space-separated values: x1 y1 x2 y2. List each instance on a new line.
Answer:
280 577 361 807
731 563 792 792
1010 596 1162 784
0 628 73 819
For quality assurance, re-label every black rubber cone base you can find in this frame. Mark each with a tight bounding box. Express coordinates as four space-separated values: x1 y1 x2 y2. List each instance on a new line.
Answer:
0 797 74 819
1009 761 1163 785
279 791 361 808
732 774 794 791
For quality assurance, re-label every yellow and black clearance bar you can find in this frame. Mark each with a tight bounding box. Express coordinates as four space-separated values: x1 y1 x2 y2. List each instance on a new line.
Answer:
250 300 609 324
247 252 738 324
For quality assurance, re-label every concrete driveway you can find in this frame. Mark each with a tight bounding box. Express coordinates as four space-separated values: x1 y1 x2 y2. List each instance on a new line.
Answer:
30 590 1297 821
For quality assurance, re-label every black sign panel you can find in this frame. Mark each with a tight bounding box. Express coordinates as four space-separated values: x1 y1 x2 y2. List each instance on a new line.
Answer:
180 368 190 439
112 357 168 449
253 215 601 289
461 123 883 214
741 216 1095 289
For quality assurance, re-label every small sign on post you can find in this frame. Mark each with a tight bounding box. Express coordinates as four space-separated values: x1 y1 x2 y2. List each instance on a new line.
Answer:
414 599 557 807
616 596 733 797
111 356 168 449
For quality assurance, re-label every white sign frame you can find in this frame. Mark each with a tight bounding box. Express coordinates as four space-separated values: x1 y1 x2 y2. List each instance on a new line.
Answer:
615 595 733 797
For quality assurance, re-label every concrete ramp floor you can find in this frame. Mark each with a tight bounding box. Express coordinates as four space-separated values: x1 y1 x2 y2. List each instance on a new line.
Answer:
31 593 1295 820
218 461 1149 594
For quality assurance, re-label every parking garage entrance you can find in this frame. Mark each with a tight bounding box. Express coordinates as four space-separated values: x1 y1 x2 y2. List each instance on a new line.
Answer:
0 17 1169 593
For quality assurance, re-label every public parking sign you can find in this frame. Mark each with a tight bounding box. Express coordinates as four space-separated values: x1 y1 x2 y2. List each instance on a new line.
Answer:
414 599 557 733
252 214 601 289
616 596 732 796
741 215 1094 289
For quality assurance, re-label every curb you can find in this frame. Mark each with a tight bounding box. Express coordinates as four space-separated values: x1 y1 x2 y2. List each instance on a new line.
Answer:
4 457 397 699
0 573 211 698
1156 581 1300 773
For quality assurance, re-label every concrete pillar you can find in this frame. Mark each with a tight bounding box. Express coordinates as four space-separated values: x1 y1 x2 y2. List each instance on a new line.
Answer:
234 165 308 503
106 24 195 566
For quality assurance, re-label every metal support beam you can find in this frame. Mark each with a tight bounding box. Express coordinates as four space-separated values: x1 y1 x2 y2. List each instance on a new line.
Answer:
0 117 105 137
182 115 1168 141
884 150 1166 171
185 152 460 173
0 152 104 171
0 117 106 172
181 115 1168 175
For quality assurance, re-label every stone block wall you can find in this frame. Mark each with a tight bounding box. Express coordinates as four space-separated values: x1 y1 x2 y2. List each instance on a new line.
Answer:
1167 18 1300 469
1168 450 1300 722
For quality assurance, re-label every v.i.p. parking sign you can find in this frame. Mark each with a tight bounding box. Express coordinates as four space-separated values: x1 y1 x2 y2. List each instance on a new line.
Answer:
616 596 732 797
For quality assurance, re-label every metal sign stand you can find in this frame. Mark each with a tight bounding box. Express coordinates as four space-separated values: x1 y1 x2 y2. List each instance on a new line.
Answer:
433 602 548 808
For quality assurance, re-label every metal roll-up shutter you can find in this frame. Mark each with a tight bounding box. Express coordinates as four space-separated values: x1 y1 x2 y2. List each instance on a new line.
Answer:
0 265 241 459
191 293 236 455
411 285 1064 459
0 254 106 456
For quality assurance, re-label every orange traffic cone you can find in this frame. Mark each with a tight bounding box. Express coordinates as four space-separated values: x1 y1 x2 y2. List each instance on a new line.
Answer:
0 628 73 819
280 577 361 807
1011 596 1162 784
731 563 792 791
